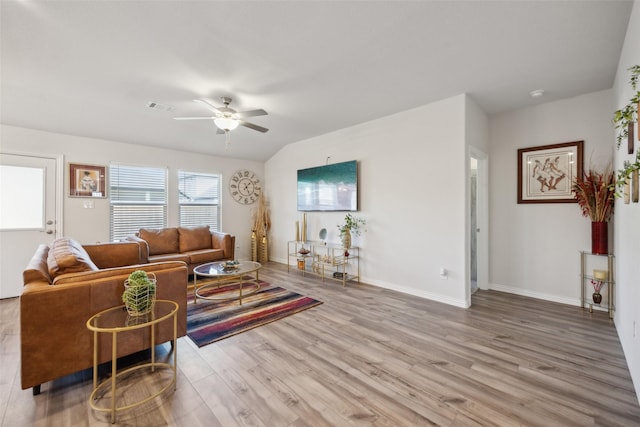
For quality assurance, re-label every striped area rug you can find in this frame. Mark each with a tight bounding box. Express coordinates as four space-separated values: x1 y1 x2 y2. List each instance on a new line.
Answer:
186 281 323 347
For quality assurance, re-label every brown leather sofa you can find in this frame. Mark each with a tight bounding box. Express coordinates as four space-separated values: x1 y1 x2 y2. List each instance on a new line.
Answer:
124 226 235 274
20 238 188 395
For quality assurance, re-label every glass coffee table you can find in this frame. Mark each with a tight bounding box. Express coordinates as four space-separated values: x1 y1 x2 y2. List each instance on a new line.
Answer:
193 261 262 304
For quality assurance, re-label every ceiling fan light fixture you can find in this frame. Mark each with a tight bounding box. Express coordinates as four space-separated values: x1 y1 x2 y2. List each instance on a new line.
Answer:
214 117 240 131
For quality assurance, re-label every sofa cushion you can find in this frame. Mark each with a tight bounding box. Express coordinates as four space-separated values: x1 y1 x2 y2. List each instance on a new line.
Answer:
139 228 179 256
47 238 99 279
148 253 191 265
178 226 212 253
186 249 226 265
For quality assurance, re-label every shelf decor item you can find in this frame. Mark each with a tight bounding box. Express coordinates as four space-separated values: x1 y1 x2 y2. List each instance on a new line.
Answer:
337 213 366 251
573 165 615 255
593 269 608 280
340 229 352 253
590 279 605 304
592 291 603 305
122 271 156 316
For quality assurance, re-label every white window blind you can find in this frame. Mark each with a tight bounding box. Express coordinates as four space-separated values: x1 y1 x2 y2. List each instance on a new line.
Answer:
178 170 220 231
110 164 167 241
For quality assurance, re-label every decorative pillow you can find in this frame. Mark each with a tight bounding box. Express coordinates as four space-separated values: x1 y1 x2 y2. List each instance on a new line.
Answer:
47 238 99 279
178 226 212 253
139 228 179 256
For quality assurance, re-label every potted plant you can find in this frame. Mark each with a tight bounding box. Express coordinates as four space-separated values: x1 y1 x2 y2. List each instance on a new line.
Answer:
122 270 157 316
612 65 640 150
573 166 615 255
337 213 366 253
613 154 640 200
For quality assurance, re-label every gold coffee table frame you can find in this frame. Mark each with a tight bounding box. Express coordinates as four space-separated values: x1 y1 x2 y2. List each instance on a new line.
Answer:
86 300 178 424
193 261 262 304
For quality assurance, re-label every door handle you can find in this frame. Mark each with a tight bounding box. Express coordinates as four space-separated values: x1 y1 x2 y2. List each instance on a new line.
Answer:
46 230 54 234
46 220 54 225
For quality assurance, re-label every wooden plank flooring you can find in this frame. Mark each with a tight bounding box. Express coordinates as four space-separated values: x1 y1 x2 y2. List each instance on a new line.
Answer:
1 261 639 426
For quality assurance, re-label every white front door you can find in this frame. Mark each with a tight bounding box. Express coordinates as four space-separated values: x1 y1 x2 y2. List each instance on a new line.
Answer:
0 153 60 299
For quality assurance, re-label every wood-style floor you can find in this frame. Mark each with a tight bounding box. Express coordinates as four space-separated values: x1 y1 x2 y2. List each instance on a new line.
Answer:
1 261 639 426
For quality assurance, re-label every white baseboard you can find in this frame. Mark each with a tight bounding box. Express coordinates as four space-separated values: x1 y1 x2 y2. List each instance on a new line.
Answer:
271 258 468 308
365 278 469 308
487 282 612 312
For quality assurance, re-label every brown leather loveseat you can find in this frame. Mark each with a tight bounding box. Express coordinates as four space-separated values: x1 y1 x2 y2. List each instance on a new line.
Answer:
20 237 188 395
125 226 235 274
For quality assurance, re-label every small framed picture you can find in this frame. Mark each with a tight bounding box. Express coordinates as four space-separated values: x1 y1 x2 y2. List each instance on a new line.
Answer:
517 141 583 204
69 163 107 198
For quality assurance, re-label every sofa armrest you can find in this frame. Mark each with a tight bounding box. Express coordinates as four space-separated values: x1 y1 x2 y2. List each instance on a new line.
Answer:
123 235 150 263
211 231 235 259
83 242 144 269
23 244 52 285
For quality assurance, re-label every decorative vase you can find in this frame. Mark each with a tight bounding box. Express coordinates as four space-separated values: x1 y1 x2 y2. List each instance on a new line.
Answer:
340 228 352 251
591 222 608 255
592 292 602 304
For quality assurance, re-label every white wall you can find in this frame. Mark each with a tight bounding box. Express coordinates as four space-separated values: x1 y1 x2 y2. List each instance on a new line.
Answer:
489 89 615 304
265 94 470 307
0 124 263 259
612 0 640 403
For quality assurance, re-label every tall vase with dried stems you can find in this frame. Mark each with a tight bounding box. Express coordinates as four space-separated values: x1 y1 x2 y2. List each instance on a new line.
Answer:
573 165 615 255
251 195 271 263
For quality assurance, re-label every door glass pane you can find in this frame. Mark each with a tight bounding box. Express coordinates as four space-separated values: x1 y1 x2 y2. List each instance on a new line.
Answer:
0 165 44 229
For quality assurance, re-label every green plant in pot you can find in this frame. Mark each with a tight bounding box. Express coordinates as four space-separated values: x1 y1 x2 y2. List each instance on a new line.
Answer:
572 165 615 255
122 270 157 316
337 213 366 255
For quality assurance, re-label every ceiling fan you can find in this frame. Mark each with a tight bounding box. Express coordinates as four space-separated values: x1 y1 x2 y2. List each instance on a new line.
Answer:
174 97 268 135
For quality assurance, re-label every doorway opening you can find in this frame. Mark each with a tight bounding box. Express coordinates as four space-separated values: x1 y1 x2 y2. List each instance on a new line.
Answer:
470 157 478 294
468 148 488 306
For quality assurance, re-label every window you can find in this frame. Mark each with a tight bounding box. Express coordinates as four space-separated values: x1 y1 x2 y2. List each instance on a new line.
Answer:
0 165 44 230
178 170 220 231
110 164 167 241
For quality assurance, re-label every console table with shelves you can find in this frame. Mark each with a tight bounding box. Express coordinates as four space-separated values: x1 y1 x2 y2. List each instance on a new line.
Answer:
287 240 360 286
580 251 615 319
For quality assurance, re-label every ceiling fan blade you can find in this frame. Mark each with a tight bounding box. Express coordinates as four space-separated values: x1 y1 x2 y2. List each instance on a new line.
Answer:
240 120 269 133
173 116 215 120
193 99 222 114
234 109 268 118
216 128 226 135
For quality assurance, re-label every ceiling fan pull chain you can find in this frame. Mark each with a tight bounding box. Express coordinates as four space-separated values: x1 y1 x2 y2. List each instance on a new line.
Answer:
225 130 231 149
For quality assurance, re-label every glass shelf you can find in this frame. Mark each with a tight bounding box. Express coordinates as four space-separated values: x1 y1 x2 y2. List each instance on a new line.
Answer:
580 251 614 319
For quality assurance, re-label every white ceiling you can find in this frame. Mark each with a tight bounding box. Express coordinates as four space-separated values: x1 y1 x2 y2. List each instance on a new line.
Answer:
1 1 633 162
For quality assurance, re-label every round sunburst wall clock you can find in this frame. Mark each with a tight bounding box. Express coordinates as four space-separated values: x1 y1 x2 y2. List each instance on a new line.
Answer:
229 169 261 204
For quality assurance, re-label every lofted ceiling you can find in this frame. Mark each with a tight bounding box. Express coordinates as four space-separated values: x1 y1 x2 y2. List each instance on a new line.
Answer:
0 1 633 162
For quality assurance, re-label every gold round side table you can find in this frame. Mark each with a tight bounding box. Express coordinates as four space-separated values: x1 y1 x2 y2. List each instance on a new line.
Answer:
86 300 178 424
